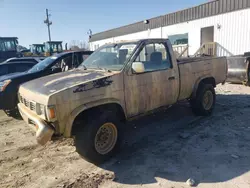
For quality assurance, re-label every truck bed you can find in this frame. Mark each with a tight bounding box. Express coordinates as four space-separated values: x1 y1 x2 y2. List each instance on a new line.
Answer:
177 56 228 101
177 56 220 64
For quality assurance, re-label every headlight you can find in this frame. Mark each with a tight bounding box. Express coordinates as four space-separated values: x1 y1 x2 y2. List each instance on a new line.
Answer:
0 80 11 92
46 105 57 121
36 103 45 115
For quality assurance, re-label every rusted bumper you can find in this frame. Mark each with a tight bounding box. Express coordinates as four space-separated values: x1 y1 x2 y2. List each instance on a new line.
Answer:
18 103 55 145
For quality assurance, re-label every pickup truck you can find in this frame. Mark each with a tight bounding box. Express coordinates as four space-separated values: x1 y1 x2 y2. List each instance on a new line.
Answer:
17 39 227 164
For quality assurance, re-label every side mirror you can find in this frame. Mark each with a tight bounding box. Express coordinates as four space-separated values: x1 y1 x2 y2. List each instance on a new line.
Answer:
132 62 145 74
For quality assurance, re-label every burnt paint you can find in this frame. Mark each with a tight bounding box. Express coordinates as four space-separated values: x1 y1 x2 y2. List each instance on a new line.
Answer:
73 76 113 93
21 70 109 96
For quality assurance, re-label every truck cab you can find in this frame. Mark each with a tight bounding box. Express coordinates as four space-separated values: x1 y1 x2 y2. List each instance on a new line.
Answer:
30 44 45 56
44 41 63 56
0 37 18 63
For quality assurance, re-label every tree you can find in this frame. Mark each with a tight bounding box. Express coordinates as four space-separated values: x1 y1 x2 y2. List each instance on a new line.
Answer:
70 45 80 50
69 40 89 50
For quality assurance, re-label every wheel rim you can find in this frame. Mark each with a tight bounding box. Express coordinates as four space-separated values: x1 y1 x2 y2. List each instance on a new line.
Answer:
94 122 118 155
202 90 213 110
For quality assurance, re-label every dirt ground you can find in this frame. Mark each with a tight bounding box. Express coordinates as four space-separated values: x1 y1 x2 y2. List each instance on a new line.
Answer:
1 83 250 188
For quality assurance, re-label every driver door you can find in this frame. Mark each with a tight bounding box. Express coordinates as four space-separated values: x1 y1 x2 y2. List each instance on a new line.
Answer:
124 40 179 117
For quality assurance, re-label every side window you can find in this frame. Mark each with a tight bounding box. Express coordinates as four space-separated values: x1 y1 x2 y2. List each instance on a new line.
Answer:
135 43 172 72
14 64 33 72
51 59 62 69
72 53 82 68
82 54 90 62
56 54 73 71
0 65 8 76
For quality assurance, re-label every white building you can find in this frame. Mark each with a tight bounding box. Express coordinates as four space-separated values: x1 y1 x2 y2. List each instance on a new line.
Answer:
89 0 250 57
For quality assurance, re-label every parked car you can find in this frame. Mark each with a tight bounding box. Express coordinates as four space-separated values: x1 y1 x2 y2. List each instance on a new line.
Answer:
17 39 227 164
0 57 45 77
0 57 45 64
0 50 93 117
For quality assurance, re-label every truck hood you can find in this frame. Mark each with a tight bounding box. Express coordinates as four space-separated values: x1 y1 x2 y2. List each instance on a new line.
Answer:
20 69 116 96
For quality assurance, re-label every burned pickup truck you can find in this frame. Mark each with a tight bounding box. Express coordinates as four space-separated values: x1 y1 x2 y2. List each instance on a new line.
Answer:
17 39 227 164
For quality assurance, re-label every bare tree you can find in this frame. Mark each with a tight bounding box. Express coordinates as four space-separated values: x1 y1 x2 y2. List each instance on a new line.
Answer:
69 40 89 50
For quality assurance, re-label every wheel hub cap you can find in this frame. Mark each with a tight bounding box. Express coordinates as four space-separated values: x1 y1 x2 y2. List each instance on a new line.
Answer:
202 90 213 110
94 123 118 155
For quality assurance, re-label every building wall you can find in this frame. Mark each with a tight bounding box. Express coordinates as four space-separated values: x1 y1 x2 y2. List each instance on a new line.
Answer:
90 8 250 56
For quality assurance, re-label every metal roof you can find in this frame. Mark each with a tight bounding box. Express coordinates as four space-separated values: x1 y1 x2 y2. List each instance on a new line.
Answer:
89 0 250 42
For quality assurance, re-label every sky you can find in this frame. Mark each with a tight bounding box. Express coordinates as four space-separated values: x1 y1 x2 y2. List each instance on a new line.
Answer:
0 0 207 48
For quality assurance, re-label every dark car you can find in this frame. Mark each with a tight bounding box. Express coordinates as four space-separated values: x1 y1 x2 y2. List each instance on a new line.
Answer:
0 57 45 64
0 57 44 77
0 50 93 117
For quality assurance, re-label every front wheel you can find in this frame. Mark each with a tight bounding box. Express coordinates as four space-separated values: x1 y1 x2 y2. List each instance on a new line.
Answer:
4 109 21 119
73 111 122 164
190 84 215 116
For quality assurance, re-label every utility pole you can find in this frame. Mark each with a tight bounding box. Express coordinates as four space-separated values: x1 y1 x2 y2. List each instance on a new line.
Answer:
44 9 52 42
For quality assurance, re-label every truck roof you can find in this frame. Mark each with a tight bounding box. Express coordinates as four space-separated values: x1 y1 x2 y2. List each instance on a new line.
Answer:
109 38 169 44
54 50 93 57
0 37 18 39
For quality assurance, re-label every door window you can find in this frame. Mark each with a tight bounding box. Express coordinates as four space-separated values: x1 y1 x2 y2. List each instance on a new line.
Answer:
72 53 83 68
54 54 73 71
135 42 172 72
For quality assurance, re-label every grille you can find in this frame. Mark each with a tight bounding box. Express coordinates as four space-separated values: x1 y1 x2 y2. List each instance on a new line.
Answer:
23 98 29 108
30 102 36 111
20 94 36 112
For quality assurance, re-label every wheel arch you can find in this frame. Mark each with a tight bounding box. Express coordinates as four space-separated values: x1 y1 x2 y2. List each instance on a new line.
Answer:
191 76 216 99
64 99 126 137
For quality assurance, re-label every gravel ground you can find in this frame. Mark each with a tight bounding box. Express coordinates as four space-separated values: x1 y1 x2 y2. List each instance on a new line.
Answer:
1 83 250 188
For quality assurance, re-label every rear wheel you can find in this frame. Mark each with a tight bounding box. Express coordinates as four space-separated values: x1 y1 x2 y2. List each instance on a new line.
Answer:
190 84 215 116
73 111 123 164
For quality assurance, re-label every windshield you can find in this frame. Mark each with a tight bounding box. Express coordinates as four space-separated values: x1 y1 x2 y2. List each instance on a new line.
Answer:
45 43 62 53
28 56 58 73
0 39 17 51
79 43 137 71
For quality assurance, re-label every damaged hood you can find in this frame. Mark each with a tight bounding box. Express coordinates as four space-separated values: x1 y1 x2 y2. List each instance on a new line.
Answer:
20 69 115 96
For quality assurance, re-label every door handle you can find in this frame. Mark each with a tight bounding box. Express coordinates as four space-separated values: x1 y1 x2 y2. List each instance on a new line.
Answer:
168 76 175 80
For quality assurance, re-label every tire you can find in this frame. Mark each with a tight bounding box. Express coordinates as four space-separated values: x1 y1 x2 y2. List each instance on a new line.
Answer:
73 110 123 164
4 109 21 119
190 84 215 116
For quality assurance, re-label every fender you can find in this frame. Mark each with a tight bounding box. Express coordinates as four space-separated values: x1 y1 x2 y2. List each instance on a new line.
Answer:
191 74 214 99
64 98 126 137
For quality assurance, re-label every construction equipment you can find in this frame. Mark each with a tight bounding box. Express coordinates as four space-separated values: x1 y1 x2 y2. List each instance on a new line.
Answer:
44 41 63 56
0 37 19 63
30 44 45 56
22 44 45 57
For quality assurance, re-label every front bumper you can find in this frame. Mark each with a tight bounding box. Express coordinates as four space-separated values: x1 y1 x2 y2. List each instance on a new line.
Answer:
18 103 55 145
